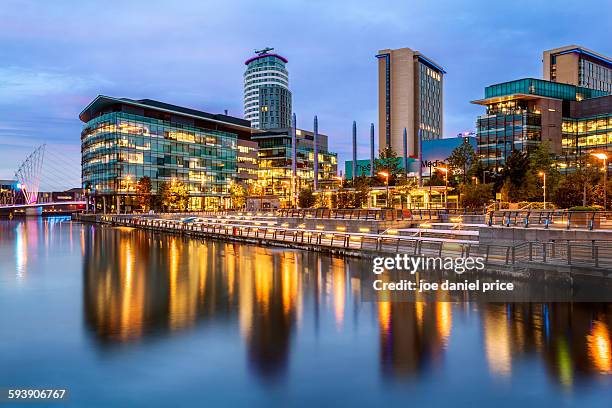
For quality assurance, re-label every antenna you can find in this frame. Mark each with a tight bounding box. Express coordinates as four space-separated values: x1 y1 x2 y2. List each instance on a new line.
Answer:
254 47 274 56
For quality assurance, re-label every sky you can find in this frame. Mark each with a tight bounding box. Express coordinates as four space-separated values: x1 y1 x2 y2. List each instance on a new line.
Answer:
0 0 610 188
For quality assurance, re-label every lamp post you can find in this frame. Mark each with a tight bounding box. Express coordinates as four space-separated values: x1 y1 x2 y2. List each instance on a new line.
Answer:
538 171 546 210
378 171 390 208
439 167 449 209
592 153 608 210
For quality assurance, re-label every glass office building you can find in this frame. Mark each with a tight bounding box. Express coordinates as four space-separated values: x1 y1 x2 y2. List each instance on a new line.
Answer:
253 128 337 207
244 50 292 129
560 97 612 172
472 78 609 169
80 96 252 212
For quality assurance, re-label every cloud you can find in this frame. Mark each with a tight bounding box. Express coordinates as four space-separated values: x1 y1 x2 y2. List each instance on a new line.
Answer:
0 67 110 101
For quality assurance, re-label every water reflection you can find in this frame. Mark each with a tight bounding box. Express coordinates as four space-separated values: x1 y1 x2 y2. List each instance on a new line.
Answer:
76 224 612 387
0 217 73 283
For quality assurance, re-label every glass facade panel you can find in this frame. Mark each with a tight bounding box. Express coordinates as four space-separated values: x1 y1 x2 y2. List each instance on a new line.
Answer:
82 111 238 210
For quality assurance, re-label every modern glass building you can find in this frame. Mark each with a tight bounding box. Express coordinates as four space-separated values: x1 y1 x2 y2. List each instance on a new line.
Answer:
560 96 612 172
472 78 609 169
244 49 292 129
253 128 337 207
79 96 252 212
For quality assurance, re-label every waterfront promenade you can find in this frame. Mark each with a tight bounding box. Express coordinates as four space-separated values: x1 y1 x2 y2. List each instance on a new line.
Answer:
75 210 612 275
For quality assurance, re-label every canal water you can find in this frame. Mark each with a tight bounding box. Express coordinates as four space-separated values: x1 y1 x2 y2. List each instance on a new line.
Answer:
0 218 611 407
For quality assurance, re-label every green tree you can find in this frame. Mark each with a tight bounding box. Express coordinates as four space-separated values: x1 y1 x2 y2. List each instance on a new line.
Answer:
552 173 587 209
136 176 152 212
159 180 189 212
590 180 612 209
499 150 530 202
447 142 476 184
315 192 330 208
574 155 601 206
373 146 402 185
352 176 371 208
528 142 560 202
230 182 247 209
460 183 493 210
424 168 446 186
336 187 352 209
298 188 317 208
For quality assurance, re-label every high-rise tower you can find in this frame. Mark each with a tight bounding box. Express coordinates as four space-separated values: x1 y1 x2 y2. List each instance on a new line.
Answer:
244 48 292 129
376 47 445 157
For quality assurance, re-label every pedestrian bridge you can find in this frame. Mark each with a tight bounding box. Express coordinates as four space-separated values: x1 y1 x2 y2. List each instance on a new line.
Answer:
0 201 86 216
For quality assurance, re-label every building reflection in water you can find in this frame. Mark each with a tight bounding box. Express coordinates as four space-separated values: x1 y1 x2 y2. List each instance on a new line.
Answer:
480 303 612 388
0 217 74 283
378 299 452 378
80 225 612 386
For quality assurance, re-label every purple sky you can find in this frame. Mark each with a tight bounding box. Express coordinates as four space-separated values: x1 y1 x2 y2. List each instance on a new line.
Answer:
1 0 610 188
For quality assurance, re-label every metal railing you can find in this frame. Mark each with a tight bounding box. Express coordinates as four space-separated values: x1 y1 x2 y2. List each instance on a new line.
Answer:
100 215 612 272
487 210 612 230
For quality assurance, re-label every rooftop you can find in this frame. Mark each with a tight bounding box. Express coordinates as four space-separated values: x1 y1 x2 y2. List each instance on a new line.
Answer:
79 95 252 130
471 78 609 105
244 53 288 66
545 45 612 67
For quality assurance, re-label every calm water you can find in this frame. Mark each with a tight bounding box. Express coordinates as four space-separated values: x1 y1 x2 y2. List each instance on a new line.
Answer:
1 218 611 407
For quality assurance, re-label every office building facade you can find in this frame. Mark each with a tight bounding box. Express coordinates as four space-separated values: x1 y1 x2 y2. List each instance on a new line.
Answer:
560 95 612 172
80 96 253 212
376 47 445 157
472 78 609 170
543 45 612 93
244 49 292 129
253 128 337 206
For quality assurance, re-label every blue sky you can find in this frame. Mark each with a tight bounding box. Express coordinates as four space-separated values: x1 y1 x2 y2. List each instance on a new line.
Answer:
0 0 610 187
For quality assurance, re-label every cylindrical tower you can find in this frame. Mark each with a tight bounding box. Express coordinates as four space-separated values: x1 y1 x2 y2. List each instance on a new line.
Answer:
244 48 291 129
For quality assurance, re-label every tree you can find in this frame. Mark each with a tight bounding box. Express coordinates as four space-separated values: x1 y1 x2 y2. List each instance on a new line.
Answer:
574 155 601 206
373 146 402 185
315 192 330 208
335 187 352 209
528 142 560 202
552 173 586 209
499 150 531 202
394 176 417 208
230 182 247 209
447 142 476 184
136 176 152 212
159 180 189 212
298 188 316 208
424 168 446 186
352 176 371 208
460 183 493 210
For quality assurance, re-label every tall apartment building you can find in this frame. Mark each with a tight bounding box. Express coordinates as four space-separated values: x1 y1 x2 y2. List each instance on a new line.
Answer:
243 48 292 130
376 47 445 157
543 45 612 93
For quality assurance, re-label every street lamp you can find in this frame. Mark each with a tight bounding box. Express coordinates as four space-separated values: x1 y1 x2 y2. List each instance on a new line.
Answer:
592 153 608 210
438 167 449 208
538 171 546 210
378 171 390 208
